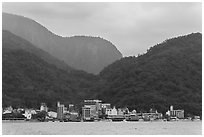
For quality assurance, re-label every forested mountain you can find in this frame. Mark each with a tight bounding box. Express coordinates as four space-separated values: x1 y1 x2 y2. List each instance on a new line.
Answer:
94 33 202 116
2 23 202 116
2 30 98 109
2 12 122 74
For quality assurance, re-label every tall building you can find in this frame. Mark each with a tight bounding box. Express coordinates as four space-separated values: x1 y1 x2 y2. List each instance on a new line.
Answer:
69 104 74 112
83 99 102 119
82 106 91 120
57 102 65 120
167 105 184 119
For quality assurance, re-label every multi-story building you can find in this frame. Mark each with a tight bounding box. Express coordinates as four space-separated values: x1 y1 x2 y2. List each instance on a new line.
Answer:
83 100 102 119
166 105 184 119
101 103 111 115
57 102 65 120
69 104 74 112
106 106 117 116
82 106 92 120
40 103 48 112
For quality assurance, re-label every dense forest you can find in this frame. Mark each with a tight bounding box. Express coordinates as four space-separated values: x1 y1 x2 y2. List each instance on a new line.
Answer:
95 33 202 116
2 30 202 116
2 30 98 110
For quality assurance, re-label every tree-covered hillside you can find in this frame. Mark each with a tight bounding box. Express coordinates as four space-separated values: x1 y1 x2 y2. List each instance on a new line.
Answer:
95 33 202 116
2 30 202 116
2 30 98 110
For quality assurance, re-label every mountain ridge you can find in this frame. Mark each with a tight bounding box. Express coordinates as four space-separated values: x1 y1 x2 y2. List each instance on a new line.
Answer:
2 12 122 74
2 13 202 116
94 32 202 116
2 30 99 109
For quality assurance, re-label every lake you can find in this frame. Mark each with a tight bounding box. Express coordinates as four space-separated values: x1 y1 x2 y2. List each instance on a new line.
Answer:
2 121 202 135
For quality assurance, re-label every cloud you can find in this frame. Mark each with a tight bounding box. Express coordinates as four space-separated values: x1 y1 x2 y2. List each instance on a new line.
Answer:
2 2 202 56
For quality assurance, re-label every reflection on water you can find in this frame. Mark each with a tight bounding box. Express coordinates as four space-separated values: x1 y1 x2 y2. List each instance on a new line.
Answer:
2 121 202 135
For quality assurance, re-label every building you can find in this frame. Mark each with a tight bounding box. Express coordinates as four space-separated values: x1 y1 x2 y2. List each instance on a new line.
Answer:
40 103 48 112
117 108 124 115
57 102 65 120
3 106 13 114
23 109 37 120
142 112 163 120
48 111 57 118
69 104 74 112
82 106 92 120
166 105 184 119
131 109 137 114
107 106 117 116
83 99 102 119
101 103 111 115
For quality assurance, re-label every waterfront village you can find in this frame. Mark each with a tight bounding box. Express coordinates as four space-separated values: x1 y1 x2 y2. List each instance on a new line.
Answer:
2 99 201 122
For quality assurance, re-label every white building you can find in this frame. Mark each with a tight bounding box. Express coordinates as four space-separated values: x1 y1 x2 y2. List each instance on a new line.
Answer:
166 105 184 119
117 108 124 115
106 108 112 115
48 111 57 118
3 106 13 114
106 106 117 116
132 110 137 114
40 103 48 112
23 109 37 120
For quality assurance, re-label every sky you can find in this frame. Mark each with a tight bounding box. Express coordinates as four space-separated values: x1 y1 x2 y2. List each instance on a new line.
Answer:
2 2 202 57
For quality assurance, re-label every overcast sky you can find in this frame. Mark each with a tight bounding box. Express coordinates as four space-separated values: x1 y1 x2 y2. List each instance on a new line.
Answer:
2 2 202 57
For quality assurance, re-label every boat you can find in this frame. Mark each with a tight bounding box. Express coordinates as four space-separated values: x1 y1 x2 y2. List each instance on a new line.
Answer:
126 114 139 121
110 115 125 122
83 117 94 122
169 117 179 121
193 116 201 121
143 115 150 121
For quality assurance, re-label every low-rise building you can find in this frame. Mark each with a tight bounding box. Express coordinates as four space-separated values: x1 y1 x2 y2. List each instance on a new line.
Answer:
40 103 48 112
102 103 111 115
48 111 57 118
24 109 37 120
107 106 117 116
166 105 184 119
3 106 13 114
117 108 124 115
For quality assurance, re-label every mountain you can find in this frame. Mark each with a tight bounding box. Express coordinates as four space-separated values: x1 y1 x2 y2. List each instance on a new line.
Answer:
94 33 202 116
2 12 122 74
3 30 73 71
2 30 98 109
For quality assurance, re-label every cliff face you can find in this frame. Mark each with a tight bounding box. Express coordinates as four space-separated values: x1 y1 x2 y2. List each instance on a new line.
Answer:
2 13 122 74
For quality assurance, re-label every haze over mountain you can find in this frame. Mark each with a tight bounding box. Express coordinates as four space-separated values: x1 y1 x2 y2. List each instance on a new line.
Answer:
2 12 122 74
93 33 202 116
2 30 98 109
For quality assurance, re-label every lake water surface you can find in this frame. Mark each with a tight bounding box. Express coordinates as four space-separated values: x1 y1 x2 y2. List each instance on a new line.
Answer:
2 121 202 135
